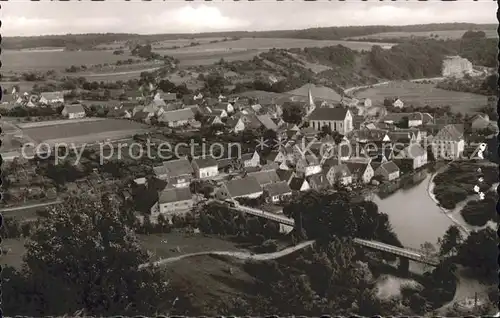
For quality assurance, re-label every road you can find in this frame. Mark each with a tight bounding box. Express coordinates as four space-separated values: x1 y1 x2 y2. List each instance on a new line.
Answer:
71 67 161 78
0 199 63 213
139 240 315 269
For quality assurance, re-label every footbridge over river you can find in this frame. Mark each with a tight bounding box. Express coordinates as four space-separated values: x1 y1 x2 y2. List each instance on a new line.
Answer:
211 199 440 266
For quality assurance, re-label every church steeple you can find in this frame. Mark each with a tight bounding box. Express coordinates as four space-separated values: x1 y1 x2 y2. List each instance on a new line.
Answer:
307 84 316 114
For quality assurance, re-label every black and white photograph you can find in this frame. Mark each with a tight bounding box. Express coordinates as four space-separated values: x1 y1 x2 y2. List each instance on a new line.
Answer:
0 1 498 316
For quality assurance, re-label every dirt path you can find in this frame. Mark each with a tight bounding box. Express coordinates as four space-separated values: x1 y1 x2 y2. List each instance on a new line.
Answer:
139 240 315 269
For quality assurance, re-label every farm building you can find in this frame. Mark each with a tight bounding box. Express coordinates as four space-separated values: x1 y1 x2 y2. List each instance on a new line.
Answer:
216 176 263 200
40 91 64 105
158 108 197 127
264 181 292 203
151 187 194 222
61 104 86 119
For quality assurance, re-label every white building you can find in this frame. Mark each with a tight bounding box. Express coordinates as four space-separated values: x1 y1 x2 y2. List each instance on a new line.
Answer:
308 107 354 135
191 156 219 179
61 104 86 119
432 124 465 160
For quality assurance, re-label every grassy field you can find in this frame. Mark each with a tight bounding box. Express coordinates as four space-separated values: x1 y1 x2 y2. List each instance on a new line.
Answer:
348 29 498 40
22 118 149 144
2 49 137 72
139 231 245 261
1 238 27 269
354 81 488 113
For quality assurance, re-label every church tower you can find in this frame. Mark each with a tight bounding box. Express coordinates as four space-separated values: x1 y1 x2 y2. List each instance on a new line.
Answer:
307 85 316 114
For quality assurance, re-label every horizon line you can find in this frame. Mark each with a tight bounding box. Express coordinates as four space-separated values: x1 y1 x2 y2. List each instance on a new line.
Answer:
3 22 496 39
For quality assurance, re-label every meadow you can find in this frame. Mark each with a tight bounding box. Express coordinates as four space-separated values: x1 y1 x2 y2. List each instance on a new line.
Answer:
348 29 498 40
354 81 488 114
2 49 137 72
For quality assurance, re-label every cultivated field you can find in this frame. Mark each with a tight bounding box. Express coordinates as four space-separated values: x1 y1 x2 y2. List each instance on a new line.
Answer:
348 29 498 40
157 37 395 67
354 81 488 113
2 50 137 72
21 118 149 144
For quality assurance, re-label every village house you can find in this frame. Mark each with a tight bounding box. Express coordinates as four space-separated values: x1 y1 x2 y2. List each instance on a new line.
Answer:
241 151 260 168
125 90 144 101
155 158 193 188
264 181 293 203
296 155 322 177
151 187 193 222
384 113 417 126
307 172 330 191
210 108 228 119
345 161 374 184
276 169 297 184
359 98 372 108
392 98 404 108
325 163 353 186
289 177 311 192
266 149 287 164
40 91 64 105
394 143 428 170
191 156 219 179
247 170 281 187
374 161 400 181
256 114 279 131
158 108 197 128
226 117 245 133
432 124 465 160
308 107 354 134
108 88 125 100
154 90 177 102
349 129 391 143
470 113 492 132
216 176 263 200
206 115 224 126
61 104 86 119
213 102 234 114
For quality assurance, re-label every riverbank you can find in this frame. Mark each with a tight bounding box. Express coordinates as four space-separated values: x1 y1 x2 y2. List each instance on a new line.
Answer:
427 161 498 234
426 163 471 235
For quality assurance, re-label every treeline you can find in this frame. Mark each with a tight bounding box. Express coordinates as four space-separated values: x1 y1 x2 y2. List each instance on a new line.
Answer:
436 74 498 96
369 41 454 79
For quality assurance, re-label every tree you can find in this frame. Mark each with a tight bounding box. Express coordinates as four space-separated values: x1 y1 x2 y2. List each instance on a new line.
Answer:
282 101 305 125
462 30 486 39
456 227 497 282
437 225 463 257
3 195 175 316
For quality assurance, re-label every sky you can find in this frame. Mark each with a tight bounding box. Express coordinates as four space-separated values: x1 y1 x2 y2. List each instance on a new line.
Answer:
2 1 497 37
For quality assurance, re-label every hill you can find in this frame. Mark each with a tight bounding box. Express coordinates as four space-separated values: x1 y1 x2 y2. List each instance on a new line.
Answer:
3 23 496 50
286 83 342 102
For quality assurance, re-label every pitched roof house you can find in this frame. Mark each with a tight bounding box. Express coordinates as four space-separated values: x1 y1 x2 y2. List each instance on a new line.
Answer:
264 181 293 203
374 161 400 181
345 161 374 184
217 176 263 199
247 170 281 187
40 91 64 104
61 104 86 119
